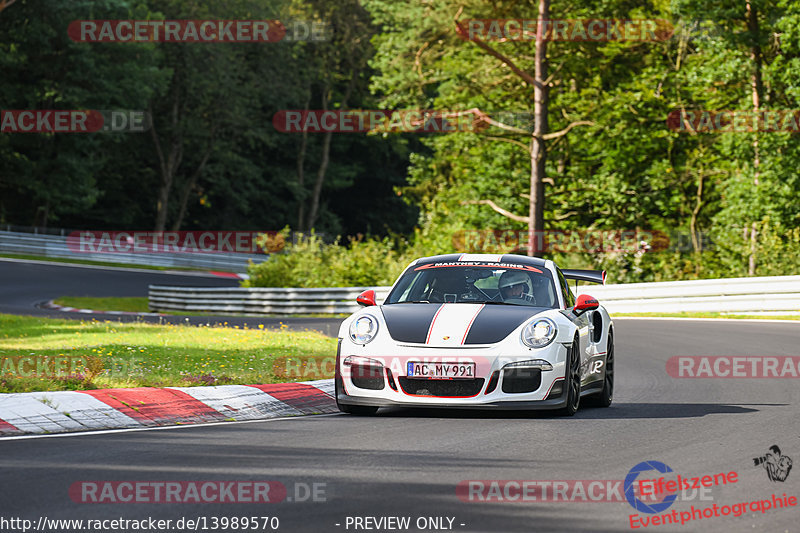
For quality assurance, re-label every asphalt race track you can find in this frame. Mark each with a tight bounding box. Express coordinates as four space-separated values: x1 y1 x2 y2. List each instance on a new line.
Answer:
1 259 799 532
0 258 342 336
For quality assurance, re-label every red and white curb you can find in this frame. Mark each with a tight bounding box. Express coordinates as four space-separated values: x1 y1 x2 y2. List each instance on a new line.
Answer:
0 379 335 436
209 271 249 280
42 300 165 317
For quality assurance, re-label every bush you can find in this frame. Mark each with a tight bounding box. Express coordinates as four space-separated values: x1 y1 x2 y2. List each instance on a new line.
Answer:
245 219 800 289
244 230 413 288
244 221 466 288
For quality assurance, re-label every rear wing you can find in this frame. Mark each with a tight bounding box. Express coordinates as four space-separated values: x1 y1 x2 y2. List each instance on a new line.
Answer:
562 269 606 285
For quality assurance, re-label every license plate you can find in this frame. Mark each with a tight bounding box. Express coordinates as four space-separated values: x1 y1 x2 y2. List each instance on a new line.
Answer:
406 362 476 379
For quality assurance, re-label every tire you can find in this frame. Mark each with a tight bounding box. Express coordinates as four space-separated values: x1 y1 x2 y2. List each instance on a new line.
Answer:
556 336 581 416
335 374 379 415
585 331 614 408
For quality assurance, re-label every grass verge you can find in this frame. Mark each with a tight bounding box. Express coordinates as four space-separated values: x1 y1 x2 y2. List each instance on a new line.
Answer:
53 297 150 313
0 313 337 393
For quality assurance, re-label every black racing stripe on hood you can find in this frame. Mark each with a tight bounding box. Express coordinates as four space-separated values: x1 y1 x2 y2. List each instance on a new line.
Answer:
380 303 442 343
464 306 549 344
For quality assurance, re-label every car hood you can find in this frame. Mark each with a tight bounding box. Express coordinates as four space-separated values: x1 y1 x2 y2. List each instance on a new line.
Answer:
380 303 551 346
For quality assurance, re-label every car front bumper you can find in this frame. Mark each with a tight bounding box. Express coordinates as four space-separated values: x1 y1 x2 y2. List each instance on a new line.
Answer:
336 341 570 410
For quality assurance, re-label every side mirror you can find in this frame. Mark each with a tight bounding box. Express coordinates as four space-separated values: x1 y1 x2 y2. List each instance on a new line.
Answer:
356 289 377 307
573 294 599 316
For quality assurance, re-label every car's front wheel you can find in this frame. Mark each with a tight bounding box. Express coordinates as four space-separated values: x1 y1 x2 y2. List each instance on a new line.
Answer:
556 336 581 416
586 331 614 408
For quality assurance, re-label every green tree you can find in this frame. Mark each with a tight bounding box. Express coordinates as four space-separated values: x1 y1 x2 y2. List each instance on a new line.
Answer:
0 0 162 227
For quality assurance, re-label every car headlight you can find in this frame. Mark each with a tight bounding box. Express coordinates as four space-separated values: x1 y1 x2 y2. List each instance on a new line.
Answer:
343 356 384 368
521 318 557 348
503 359 553 371
349 315 378 345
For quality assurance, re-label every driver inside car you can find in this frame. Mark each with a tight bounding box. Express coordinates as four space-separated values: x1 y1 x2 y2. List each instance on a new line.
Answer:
498 270 533 304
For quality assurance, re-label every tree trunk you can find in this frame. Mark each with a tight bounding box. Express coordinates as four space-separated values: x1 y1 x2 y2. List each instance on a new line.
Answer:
0 0 17 15
527 0 550 256
748 221 758 275
690 172 704 276
296 95 310 232
304 84 331 231
152 131 183 233
171 131 215 232
306 128 332 230
746 0 763 275
151 88 184 233
305 74 357 230
34 201 49 229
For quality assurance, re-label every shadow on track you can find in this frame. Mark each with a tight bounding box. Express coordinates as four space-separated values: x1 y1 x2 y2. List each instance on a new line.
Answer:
372 402 777 420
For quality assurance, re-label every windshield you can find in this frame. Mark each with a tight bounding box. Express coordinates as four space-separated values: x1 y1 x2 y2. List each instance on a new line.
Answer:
385 262 558 308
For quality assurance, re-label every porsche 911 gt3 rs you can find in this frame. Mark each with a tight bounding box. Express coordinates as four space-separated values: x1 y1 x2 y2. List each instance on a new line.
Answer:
335 253 614 416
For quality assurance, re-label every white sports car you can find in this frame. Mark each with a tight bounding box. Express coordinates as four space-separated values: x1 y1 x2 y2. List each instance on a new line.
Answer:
335 253 613 416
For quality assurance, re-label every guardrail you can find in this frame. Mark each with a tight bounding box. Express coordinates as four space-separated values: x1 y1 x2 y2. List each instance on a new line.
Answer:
0 230 266 272
149 275 800 316
575 275 800 315
149 286 393 315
